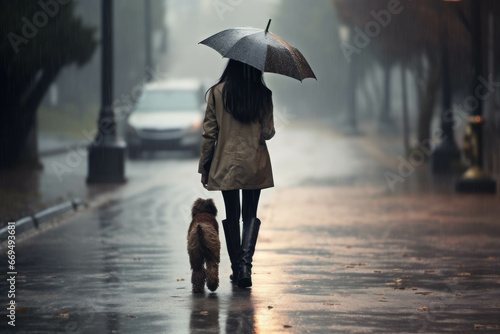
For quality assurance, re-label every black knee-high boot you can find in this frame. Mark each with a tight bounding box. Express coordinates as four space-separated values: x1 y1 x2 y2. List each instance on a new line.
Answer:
222 219 241 283
237 218 261 288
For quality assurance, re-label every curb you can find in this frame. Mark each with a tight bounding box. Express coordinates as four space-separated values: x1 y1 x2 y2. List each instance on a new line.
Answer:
0 198 85 242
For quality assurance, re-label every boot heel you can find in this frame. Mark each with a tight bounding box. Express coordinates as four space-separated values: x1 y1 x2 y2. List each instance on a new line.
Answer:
237 218 261 288
237 264 253 287
237 277 252 288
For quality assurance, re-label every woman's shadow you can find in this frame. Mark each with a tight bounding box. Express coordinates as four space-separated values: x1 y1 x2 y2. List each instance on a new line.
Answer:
189 287 257 334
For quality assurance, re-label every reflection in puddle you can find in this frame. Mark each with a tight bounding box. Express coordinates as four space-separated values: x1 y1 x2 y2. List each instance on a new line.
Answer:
226 287 257 333
189 287 260 333
190 293 220 333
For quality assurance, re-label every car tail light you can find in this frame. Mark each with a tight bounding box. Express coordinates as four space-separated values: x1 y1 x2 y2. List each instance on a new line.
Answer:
190 118 202 131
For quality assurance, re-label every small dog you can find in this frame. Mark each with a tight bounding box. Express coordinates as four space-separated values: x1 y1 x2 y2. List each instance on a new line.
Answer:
187 198 220 293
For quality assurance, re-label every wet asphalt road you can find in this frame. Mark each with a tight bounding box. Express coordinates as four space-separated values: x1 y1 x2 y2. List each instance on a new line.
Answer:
1 121 500 333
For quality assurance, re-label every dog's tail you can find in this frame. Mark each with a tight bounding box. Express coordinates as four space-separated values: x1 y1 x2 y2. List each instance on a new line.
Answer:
197 224 220 261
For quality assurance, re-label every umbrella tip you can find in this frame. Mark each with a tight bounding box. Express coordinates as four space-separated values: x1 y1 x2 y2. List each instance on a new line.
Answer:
265 19 271 33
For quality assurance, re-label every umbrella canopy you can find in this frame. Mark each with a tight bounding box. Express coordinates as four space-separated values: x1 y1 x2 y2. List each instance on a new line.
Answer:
199 19 316 82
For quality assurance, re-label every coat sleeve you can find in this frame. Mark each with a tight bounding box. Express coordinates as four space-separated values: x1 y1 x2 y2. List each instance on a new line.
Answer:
261 98 275 141
198 89 218 175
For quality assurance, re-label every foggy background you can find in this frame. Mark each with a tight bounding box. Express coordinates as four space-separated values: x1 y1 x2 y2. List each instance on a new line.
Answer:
39 0 347 136
35 0 500 169
2 0 500 220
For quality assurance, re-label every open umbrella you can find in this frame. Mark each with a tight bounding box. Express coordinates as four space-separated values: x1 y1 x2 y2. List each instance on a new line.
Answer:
199 19 316 82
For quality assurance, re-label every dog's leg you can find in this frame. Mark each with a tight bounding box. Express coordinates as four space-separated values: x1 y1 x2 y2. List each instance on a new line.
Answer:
189 244 206 293
205 231 220 292
206 243 220 292
205 260 219 292
189 224 206 293
191 264 206 293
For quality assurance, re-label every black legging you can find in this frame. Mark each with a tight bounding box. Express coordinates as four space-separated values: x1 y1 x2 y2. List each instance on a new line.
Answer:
222 189 261 223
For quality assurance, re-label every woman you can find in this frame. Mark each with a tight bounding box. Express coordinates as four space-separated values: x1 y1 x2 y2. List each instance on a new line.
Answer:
198 59 275 288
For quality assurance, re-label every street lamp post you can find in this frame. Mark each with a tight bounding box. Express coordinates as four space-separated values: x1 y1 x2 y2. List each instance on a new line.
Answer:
430 0 461 173
87 0 126 183
145 0 153 82
455 0 496 193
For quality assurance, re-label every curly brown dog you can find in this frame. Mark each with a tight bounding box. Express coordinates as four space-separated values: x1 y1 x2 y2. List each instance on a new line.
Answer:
187 198 220 293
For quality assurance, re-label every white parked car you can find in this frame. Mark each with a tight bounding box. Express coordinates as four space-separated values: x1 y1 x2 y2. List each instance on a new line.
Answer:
125 79 205 159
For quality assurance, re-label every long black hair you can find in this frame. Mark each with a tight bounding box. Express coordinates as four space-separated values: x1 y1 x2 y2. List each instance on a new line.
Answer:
206 59 272 124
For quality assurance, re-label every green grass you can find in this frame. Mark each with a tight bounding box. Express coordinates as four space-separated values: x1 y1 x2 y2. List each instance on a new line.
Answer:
38 104 100 139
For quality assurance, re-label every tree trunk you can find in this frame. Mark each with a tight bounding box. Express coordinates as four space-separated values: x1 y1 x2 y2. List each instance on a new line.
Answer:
401 65 410 154
361 71 376 119
378 64 393 132
346 55 359 133
17 119 42 169
413 56 426 111
369 68 382 108
0 68 59 170
0 96 25 170
417 60 440 150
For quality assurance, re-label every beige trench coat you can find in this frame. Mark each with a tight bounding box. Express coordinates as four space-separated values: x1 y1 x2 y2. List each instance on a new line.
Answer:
198 82 275 191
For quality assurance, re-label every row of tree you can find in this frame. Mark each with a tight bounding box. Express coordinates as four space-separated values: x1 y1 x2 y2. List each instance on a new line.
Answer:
52 0 167 108
333 0 500 152
0 0 167 170
0 1 96 169
271 0 346 121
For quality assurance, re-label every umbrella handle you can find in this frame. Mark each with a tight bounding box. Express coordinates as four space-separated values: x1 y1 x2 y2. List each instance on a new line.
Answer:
265 19 271 33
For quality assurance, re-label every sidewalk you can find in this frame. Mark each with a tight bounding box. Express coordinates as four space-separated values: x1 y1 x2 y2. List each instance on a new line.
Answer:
1 121 499 333
255 185 500 332
0 120 453 226
0 132 88 225
2 165 499 333
38 132 83 157
0 146 120 227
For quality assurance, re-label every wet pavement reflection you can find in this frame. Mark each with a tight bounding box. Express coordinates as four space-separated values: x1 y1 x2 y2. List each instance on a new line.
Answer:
1 122 499 333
